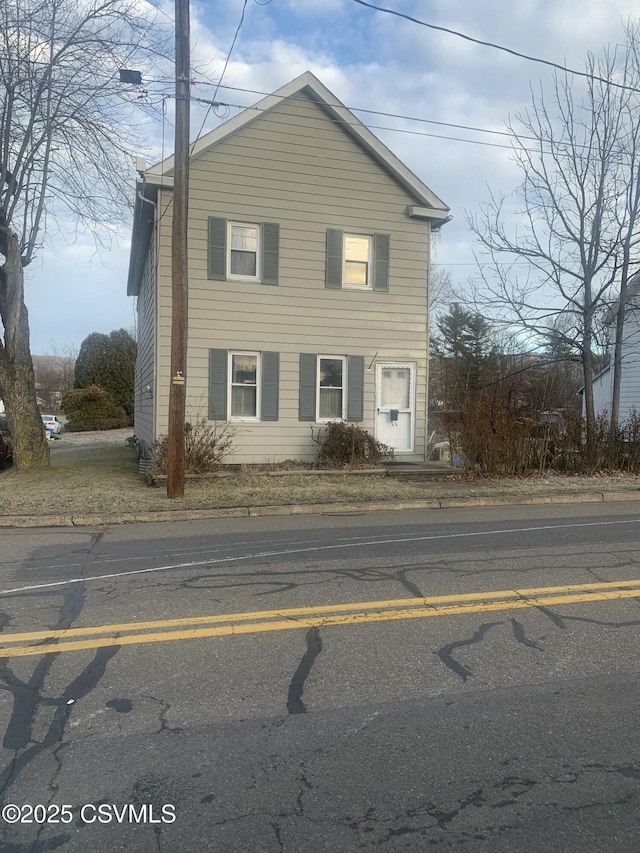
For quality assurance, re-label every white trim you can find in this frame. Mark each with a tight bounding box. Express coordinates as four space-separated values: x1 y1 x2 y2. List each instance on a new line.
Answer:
317 355 346 422
228 351 261 422
375 362 416 454
343 233 373 290
227 221 260 282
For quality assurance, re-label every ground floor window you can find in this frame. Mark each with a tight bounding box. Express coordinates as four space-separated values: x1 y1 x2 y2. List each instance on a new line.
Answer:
230 352 259 419
318 356 345 420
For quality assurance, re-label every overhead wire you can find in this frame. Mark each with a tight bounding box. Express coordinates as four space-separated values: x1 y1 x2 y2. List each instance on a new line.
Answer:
350 0 640 95
143 79 615 155
191 0 249 153
187 95 599 156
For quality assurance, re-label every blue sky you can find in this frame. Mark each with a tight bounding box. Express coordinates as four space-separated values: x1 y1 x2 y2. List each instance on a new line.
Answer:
23 0 640 353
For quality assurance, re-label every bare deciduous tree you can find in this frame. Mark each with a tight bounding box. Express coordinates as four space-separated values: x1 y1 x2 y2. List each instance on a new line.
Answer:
469 42 640 444
0 0 169 467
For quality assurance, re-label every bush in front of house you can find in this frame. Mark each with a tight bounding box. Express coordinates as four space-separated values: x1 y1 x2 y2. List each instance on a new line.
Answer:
150 417 236 475
314 421 394 467
62 385 129 431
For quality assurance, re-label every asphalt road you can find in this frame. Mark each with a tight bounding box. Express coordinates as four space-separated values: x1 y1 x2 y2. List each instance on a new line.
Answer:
1 503 640 851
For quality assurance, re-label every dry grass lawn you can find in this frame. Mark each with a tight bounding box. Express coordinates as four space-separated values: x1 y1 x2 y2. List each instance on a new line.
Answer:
1 430 640 518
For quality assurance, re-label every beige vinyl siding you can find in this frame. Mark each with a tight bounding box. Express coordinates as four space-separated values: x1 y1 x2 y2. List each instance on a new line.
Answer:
134 228 156 454
153 93 431 461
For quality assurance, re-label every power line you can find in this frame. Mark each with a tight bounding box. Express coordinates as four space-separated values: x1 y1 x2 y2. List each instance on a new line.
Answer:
206 83 532 141
188 96 590 156
191 0 249 152
145 80 608 155
350 0 640 95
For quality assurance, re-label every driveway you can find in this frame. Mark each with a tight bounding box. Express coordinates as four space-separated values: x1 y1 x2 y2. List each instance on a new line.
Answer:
50 427 133 453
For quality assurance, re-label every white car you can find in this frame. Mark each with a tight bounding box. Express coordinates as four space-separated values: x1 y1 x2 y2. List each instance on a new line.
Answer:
42 415 62 434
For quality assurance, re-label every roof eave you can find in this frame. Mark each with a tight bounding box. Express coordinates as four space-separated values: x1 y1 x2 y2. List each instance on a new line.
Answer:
127 181 160 297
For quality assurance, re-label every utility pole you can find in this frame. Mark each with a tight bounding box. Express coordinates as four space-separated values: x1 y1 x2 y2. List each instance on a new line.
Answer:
167 0 190 498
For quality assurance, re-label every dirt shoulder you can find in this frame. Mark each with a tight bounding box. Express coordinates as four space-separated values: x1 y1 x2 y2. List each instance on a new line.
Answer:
1 428 640 522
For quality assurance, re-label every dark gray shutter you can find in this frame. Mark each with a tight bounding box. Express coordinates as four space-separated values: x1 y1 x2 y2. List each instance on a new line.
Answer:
261 351 279 421
373 233 390 291
261 223 279 285
299 353 317 421
208 349 228 420
325 228 343 289
208 217 226 280
347 355 364 422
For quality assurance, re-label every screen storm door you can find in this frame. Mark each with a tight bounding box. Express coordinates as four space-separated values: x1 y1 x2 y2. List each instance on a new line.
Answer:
375 363 415 453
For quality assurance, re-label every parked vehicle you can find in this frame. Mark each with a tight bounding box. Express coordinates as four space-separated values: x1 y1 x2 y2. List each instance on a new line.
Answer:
42 414 62 434
0 414 13 470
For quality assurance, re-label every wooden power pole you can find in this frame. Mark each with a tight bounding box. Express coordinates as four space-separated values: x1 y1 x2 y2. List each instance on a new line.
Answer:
167 0 190 498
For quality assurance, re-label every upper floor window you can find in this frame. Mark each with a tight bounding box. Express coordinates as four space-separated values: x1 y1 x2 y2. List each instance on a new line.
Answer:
326 229 389 292
344 235 372 288
208 217 279 285
229 223 259 280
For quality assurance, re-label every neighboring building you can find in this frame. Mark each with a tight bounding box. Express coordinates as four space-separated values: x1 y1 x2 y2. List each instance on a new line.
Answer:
32 355 76 411
127 72 450 463
590 271 640 423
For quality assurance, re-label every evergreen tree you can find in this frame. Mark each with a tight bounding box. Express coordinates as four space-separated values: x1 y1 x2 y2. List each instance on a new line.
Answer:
75 329 136 422
430 304 496 408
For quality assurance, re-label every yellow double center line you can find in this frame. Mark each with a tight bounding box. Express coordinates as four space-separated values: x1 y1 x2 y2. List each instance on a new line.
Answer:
2 578 640 658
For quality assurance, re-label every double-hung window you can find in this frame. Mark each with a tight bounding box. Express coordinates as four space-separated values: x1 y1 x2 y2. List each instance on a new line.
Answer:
298 354 364 423
326 229 389 291
230 352 259 419
208 217 279 284
228 223 259 280
208 349 279 422
318 356 346 420
344 235 372 288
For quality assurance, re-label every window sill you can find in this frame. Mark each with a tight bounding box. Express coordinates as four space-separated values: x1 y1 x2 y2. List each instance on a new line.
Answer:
227 275 261 283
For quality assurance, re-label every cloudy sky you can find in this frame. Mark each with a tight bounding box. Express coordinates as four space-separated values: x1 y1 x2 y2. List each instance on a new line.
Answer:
24 0 640 353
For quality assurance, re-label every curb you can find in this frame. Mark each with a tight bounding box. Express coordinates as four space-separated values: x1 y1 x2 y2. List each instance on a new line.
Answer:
1 490 640 528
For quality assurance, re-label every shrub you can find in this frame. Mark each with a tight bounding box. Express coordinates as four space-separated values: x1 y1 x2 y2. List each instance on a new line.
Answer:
456 397 640 475
313 421 393 467
150 417 236 475
63 385 129 431
75 329 136 423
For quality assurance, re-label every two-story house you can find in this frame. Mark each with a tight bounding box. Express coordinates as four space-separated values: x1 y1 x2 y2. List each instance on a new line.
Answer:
591 270 640 423
127 71 451 463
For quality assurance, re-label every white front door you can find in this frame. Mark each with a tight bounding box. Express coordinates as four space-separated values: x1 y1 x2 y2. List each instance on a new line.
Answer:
375 363 415 453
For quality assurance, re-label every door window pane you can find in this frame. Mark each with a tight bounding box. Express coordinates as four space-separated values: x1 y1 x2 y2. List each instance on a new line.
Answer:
381 367 410 408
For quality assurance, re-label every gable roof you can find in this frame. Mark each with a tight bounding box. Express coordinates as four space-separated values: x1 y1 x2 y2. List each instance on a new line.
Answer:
149 72 450 212
128 71 450 296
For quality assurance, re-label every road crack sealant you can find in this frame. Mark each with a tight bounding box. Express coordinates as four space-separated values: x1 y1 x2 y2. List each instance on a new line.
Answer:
286 627 323 715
